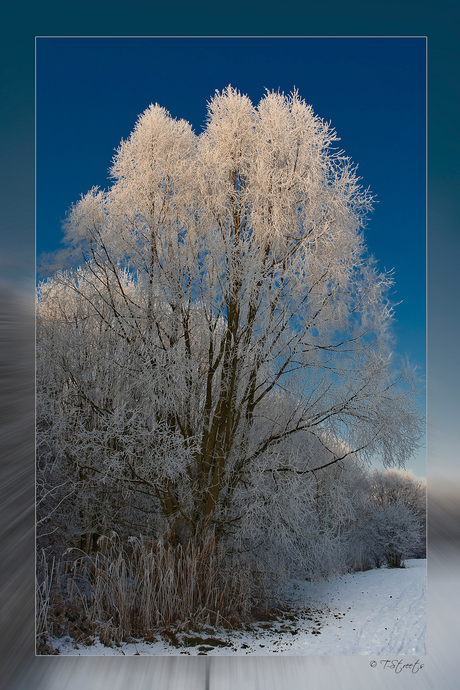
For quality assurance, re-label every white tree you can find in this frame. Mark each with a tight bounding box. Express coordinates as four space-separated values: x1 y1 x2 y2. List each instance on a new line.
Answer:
38 87 423 556
369 468 426 557
367 499 422 568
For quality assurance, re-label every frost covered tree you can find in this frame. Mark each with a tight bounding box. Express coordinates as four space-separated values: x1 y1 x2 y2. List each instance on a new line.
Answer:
38 87 423 558
345 468 425 570
369 469 426 558
367 499 422 568
370 469 426 517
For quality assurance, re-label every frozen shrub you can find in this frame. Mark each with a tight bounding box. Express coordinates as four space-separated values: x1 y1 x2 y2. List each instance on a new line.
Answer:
370 469 426 558
368 499 422 568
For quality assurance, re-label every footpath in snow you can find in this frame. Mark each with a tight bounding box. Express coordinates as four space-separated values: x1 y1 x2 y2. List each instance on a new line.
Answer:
52 558 426 656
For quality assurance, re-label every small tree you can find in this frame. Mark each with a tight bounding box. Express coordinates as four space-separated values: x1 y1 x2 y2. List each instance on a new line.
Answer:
38 87 423 565
370 469 426 558
368 499 422 568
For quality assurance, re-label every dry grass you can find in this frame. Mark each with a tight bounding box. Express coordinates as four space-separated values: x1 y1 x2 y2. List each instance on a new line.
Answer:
36 551 60 653
36 529 252 652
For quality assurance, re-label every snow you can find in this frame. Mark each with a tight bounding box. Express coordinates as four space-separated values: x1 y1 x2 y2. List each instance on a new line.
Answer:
51 558 425 656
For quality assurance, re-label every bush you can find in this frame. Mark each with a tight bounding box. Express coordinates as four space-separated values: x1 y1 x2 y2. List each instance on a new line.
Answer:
370 469 426 558
36 529 253 652
367 500 422 568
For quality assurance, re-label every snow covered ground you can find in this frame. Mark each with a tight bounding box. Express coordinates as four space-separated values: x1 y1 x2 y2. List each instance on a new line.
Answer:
51 558 425 656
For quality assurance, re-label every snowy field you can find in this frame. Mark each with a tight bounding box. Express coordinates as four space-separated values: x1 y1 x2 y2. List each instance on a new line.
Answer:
52 559 425 657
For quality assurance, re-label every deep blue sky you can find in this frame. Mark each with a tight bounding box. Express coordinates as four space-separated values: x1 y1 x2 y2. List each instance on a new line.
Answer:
36 36 426 474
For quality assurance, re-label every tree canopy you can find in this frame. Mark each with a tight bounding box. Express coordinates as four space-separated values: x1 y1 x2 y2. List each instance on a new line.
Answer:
37 87 423 553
